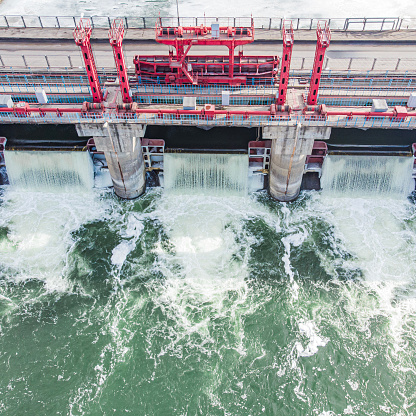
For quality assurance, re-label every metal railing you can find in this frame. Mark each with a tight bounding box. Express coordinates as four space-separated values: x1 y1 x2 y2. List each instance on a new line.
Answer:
11 94 92 104
0 80 92 94
2 72 416 108
133 95 274 106
317 78 416 97
317 97 409 107
0 111 415 129
0 15 415 31
1 53 415 78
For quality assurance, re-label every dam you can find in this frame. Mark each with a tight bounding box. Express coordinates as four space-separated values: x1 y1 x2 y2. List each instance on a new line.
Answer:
1 13 416 416
0 17 415 199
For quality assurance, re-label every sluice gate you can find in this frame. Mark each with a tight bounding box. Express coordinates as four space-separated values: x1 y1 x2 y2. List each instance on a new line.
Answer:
1 127 415 199
0 17 416 199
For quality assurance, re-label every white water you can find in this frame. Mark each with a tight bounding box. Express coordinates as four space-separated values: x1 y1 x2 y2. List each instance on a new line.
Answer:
321 155 415 198
315 155 416 349
314 195 416 359
1 150 98 291
1 148 416 414
4 151 94 191
164 153 248 196
0 190 108 292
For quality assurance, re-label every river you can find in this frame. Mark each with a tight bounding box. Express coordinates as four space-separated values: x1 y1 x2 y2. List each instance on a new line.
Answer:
0 149 415 415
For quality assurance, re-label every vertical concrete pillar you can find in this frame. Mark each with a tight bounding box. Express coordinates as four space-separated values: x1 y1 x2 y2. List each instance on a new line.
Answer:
102 136 145 199
263 124 331 202
76 123 146 199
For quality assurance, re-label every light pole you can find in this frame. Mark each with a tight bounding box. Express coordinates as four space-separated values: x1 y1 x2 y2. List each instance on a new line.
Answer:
176 0 180 26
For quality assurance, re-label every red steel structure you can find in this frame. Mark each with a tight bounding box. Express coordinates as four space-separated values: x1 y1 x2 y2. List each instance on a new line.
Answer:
277 20 294 105
134 19 279 85
307 21 331 105
2 103 416 124
73 19 103 103
109 18 132 103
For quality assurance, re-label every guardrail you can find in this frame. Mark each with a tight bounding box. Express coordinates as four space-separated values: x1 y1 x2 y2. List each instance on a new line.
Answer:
1 53 416 77
317 97 409 106
0 111 415 129
0 15 416 31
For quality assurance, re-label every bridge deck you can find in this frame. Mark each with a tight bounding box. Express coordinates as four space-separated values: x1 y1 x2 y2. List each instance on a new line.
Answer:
1 27 416 44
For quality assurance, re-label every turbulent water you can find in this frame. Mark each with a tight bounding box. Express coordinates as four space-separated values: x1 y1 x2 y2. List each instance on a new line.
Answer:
1 150 416 415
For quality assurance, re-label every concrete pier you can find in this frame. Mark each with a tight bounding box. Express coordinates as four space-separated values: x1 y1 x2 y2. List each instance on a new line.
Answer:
76 123 146 199
263 125 331 201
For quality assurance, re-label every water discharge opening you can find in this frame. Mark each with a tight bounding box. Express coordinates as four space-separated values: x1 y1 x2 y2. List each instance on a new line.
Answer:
321 155 415 198
4 150 94 191
163 152 248 196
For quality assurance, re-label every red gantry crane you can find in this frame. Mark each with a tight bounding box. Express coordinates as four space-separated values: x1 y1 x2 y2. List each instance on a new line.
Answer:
109 18 132 103
73 19 103 103
134 19 279 86
277 20 294 106
307 21 331 105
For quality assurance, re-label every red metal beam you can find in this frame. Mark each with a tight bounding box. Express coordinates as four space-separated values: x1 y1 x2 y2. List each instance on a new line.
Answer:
155 22 255 48
2 103 416 122
277 20 294 106
148 19 264 85
307 21 331 105
109 18 132 103
1 107 415 118
134 54 278 85
73 19 103 103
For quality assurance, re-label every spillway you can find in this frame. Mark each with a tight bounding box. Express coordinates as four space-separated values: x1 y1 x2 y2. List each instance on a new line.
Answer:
321 155 415 198
163 152 248 196
4 150 94 191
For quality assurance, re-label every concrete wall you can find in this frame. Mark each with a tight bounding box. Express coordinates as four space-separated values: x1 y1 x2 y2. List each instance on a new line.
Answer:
263 124 331 202
76 123 146 199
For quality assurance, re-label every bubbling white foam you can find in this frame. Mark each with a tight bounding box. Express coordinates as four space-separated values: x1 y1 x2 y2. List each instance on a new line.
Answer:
0 188 109 292
111 213 144 268
144 194 279 360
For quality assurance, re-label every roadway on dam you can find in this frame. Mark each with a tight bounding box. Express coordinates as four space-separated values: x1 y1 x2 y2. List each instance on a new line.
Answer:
0 31 415 72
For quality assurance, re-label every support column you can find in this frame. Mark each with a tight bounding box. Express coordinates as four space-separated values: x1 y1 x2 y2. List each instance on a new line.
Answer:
228 42 235 79
73 19 103 103
307 21 331 106
263 125 331 202
277 20 294 106
76 123 146 199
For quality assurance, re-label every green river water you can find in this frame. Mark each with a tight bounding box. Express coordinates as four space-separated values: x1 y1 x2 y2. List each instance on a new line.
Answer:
1 161 416 415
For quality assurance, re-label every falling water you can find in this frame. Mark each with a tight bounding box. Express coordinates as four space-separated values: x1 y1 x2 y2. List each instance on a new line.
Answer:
321 155 415 197
163 153 248 196
4 150 94 191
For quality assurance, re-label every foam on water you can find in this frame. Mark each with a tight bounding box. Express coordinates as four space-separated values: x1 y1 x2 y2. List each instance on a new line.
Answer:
0 188 109 292
1 148 416 414
144 194 274 360
295 321 329 357
111 213 144 268
317 195 416 342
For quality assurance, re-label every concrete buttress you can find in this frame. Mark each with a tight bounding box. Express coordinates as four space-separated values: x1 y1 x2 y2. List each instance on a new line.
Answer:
76 123 146 199
263 124 331 202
